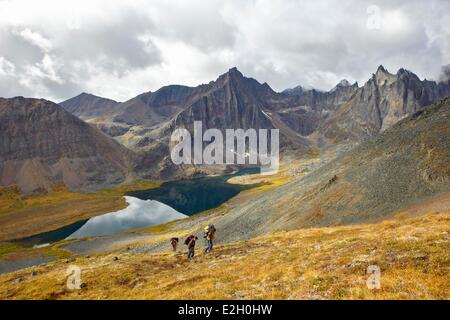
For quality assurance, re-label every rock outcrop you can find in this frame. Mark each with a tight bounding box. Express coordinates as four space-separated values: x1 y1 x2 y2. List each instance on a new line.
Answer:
0 97 135 193
318 65 450 141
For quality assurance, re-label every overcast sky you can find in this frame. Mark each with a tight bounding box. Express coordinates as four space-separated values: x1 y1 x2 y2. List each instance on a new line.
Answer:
0 0 449 102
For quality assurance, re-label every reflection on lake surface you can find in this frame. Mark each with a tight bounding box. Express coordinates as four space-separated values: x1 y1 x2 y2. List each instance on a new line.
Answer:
17 168 260 245
67 196 187 239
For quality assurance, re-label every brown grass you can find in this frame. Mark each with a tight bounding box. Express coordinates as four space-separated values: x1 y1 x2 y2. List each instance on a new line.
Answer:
0 212 448 300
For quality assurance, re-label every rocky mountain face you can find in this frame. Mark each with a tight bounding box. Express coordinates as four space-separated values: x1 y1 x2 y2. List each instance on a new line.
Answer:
61 68 311 148
0 97 135 193
60 93 130 137
60 92 119 120
139 68 295 150
318 66 450 141
276 79 360 138
283 79 359 110
120 68 301 179
111 85 204 127
58 65 450 180
173 68 276 131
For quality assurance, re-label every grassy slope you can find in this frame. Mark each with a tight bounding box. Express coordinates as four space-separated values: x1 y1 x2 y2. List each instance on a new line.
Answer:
0 180 159 241
0 212 448 300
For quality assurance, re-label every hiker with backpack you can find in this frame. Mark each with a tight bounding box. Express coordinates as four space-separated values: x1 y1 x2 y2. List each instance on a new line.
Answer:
203 224 216 253
170 237 179 252
185 235 198 259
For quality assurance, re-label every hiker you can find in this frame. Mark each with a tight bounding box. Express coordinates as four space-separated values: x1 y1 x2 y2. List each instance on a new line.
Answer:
185 235 198 259
170 237 179 252
203 224 216 253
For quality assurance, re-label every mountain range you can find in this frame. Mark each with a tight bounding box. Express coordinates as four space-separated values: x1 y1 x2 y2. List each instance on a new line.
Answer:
61 66 450 144
1 65 449 193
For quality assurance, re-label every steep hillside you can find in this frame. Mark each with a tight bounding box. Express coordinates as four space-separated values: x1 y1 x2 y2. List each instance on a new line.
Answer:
0 97 135 193
112 85 204 127
139 97 449 245
208 97 450 241
59 93 119 120
59 93 129 137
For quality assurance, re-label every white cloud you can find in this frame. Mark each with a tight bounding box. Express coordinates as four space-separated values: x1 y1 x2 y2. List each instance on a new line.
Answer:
0 0 449 101
0 57 15 76
18 28 53 52
21 54 64 88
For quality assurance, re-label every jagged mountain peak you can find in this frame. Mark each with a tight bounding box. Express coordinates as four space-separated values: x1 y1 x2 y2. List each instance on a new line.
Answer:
373 65 421 81
367 65 427 88
331 79 358 92
396 68 422 83
282 85 304 96
396 67 412 75
376 64 389 74
321 64 450 141
337 79 351 87
228 66 242 75
371 65 397 86
216 66 245 83
78 92 94 97
214 67 275 96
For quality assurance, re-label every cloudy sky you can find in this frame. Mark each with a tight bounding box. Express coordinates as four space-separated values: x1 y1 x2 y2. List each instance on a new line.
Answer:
0 0 449 102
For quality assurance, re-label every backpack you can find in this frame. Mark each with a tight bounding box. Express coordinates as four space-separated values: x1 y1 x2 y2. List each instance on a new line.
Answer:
184 235 194 245
207 225 216 236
